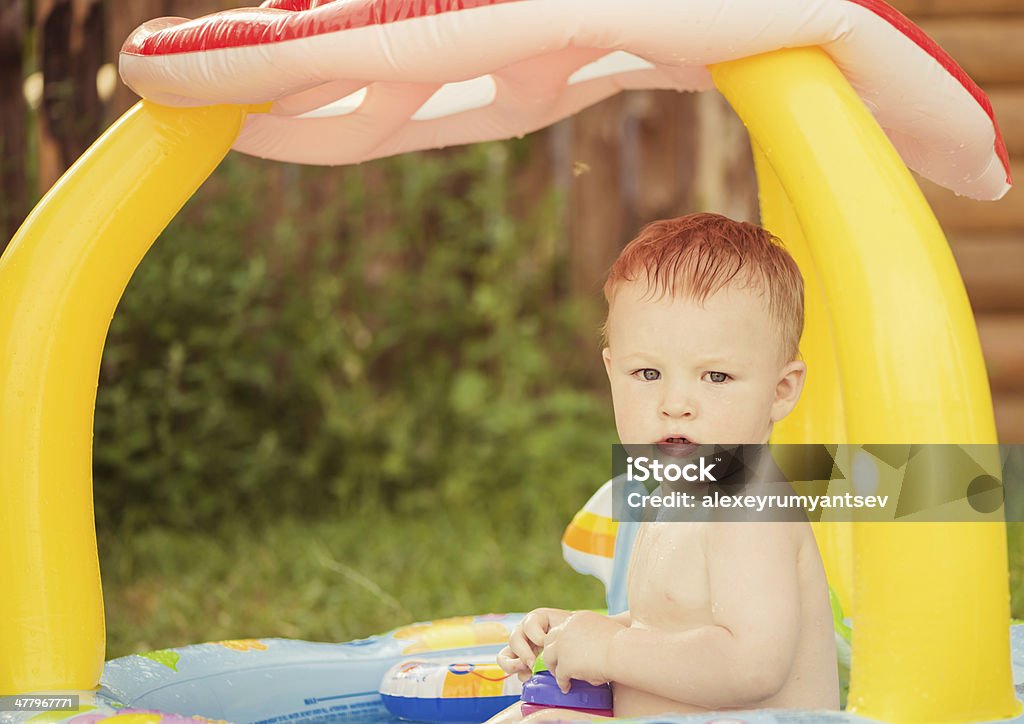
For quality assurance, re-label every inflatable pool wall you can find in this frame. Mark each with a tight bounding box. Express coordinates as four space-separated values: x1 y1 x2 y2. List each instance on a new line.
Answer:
97 615 523 724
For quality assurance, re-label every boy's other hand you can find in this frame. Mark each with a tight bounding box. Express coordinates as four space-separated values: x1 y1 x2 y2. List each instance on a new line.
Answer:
496 645 532 682
543 611 623 693
497 608 571 681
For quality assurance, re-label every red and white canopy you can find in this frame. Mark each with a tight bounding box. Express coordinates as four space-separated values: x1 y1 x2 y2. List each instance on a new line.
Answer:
120 0 1011 200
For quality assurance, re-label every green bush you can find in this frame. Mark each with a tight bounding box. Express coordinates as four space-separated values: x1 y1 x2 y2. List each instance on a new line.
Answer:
94 142 617 534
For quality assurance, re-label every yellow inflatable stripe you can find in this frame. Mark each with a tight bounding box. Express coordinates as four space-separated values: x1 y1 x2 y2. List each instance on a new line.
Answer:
398 620 510 654
562 520 617 559
569 510 618 537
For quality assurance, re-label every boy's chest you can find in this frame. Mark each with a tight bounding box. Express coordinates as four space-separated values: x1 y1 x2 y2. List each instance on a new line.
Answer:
626 523 713 627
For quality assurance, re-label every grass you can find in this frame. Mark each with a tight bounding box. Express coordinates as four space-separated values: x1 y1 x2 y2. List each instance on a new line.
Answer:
100 505 608 659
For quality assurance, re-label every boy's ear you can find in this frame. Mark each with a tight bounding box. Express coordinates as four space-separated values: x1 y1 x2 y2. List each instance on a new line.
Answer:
770 360 807 423
602 347 613 378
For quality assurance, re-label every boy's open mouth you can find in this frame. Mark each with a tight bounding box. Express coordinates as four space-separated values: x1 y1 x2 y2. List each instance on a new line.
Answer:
656 436 700 458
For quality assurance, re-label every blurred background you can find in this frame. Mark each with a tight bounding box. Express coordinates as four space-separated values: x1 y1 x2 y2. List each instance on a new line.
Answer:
1 0 1022 658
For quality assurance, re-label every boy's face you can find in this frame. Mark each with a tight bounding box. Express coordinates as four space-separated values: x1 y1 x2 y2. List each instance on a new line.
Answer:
602 279 805 452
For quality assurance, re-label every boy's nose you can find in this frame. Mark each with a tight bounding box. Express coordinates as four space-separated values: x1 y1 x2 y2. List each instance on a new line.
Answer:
660 395 696 419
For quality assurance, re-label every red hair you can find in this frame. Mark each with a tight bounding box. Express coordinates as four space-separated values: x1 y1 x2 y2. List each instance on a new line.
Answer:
602 213 805 361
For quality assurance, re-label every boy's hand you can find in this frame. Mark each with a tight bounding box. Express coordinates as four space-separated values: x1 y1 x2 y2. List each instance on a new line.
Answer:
543 611 624 692
496 608 571 681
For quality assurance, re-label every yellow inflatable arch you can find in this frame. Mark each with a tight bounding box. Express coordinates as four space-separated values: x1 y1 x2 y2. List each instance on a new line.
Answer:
0 1 1015 722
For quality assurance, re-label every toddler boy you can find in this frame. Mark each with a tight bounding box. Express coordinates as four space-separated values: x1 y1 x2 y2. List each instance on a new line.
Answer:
494 213 839 718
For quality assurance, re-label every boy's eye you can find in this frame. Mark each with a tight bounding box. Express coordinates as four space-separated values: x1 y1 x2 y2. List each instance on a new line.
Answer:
704 371 730 384
634 369 661 381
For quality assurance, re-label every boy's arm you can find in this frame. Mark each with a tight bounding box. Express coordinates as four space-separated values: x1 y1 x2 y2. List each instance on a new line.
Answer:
604 523 802 709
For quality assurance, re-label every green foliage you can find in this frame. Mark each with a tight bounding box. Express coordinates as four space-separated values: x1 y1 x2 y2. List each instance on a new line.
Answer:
94 141 616 533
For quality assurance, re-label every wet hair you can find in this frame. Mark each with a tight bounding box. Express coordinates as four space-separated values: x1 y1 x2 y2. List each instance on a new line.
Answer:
602 212 805 361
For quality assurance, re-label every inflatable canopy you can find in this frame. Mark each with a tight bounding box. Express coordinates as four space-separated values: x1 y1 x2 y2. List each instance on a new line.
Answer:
118 0 1010 199
0 1 1015 722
